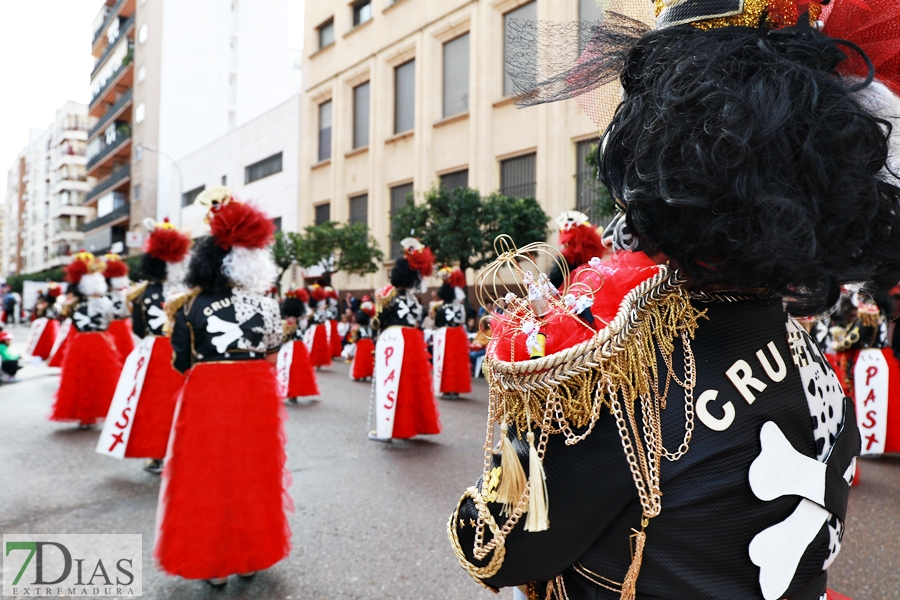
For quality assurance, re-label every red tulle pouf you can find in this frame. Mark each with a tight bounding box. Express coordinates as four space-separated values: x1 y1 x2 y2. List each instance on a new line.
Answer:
439 326 472 394
50 332 123 425
329 320 342 358
124 337 185 459
309 325 332 368
393 328 441 439
32 319 60 360
352 338 375 380
155 360 293 580
286 340 319 398
48 323 75 368
107 318 135 364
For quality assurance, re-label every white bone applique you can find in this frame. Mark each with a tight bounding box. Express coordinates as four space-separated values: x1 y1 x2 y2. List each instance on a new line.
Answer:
207 315 243 354
748 421 830 600
147 304 167 331
73 311 92 330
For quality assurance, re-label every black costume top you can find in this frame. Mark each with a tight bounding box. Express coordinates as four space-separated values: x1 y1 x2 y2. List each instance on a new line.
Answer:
453 299 858 600
69 297 115 333
132 282 170 338
376 288 423 330
435 301 465 328
171 288 283 374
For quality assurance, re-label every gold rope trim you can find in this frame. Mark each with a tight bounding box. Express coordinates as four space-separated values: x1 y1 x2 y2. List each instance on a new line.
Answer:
126 281 149 304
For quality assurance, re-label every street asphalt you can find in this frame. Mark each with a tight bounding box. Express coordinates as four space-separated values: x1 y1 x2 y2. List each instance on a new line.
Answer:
0 322 897 599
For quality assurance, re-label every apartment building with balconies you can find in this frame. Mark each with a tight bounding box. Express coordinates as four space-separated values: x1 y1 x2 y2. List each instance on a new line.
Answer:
84 0 301 255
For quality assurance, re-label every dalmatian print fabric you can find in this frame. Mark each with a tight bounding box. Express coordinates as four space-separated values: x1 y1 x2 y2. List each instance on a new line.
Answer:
232 288 283 353
786 317 853 570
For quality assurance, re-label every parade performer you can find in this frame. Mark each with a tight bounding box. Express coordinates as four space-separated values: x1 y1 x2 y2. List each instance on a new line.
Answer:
433 267 471 398
155 188 291 585
96 218 191 474
369 238 441 441
549 211 607 288
446 3 900 598
326 286 343 358
104 254 135 363
277 288 320 403
25 283 62 361
349 299 376 381
50 253 123 427
305 284 332 368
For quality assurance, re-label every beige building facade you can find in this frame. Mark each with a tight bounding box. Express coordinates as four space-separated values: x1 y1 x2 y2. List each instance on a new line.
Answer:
300 0 606 292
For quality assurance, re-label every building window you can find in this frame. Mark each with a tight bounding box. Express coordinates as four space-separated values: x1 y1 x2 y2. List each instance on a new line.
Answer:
352 0 372 27
443 33 470 118
575 139 601 221
318 100 332 162
221 174 227 185
133 184 141 201
503 1 536 97
137 65 146 83
245 152 283 184
390 183 413 259
182 185 206 207
353 81 370 149
135 146 142 161
349 193 368 225
500 153 537 198
138 23 149 44
579 0 605 50
318 18 335 49
315 203 331 225
440 169 468 192
394 59 415 134
135 103 145 123
272 217 282 232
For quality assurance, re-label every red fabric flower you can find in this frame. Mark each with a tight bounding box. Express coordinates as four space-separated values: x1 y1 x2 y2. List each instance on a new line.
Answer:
209 201 275 250
406 247 435 277
559 224 606 267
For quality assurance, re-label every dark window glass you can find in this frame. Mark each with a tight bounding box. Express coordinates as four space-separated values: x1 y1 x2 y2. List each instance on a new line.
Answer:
182 185 205 207
394 60 415 134
221 174 227 185
318 19 335 49
353 82 370 149
579 0 604 51
390 183 413 259
318 100 332 162
133 184 141 201
245 152 283 184
500 153 536 198
443 33 469 118
315 203 331 225
349 194 368 225
575 139 600 222
503 2 536 97
440 169 468 192
272 216 282 232
352 0 372 26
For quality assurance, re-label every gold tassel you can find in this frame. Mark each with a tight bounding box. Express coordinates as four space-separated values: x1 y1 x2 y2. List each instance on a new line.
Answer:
524 430 549 532
619 525 647 600
496 423 527 516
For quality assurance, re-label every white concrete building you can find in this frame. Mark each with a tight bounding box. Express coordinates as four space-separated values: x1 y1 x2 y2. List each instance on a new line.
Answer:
178 94 301 238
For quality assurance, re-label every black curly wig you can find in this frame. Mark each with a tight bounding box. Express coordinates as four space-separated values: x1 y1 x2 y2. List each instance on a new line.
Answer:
281 297 307 318
600 24 900 316
356 310 371 327
390 258 421 290
140 253 168 283
437 282 455 303
184 236 232 292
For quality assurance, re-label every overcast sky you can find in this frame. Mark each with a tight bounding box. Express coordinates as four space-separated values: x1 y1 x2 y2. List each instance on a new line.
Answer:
0 1 304 202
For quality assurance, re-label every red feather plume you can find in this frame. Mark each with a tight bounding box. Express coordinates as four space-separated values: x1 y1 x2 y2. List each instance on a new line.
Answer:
104 259 129 279
64 259 89 284
448 268 466 289
559 224 606 267
310 285 326 302
146 228 191 263
47 285 63 299
210 202 275 250
406 247 435 277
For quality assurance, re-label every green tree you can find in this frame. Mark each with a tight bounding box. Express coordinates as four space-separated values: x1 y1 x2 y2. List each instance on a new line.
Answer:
584 143 617 220
270 230 299 283
390 185 550 272
295 221 384 286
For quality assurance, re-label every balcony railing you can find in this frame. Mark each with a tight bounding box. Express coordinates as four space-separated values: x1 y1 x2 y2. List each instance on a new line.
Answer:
89 89 133 140
86 128 131 171
90 43 134 108
92 14 135 79
82 202 129 233
92 0 126 46
86 164 130 203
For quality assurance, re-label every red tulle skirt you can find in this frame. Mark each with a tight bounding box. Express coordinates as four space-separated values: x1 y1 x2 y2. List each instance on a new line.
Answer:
155 361 292 579
50 332 123 424
352 338 375 380
330 320 342 357
107 319 135 364
32 319 60 360
309 325 332 367
439 326 472 394
286 340 319 398
393 328 441 439
48 323 75 368
125 337 185 459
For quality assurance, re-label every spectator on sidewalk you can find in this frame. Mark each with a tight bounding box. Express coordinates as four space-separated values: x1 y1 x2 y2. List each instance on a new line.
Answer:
0 331 21 382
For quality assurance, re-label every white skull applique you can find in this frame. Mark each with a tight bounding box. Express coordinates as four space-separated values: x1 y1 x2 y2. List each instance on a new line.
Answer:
147 304 167 331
